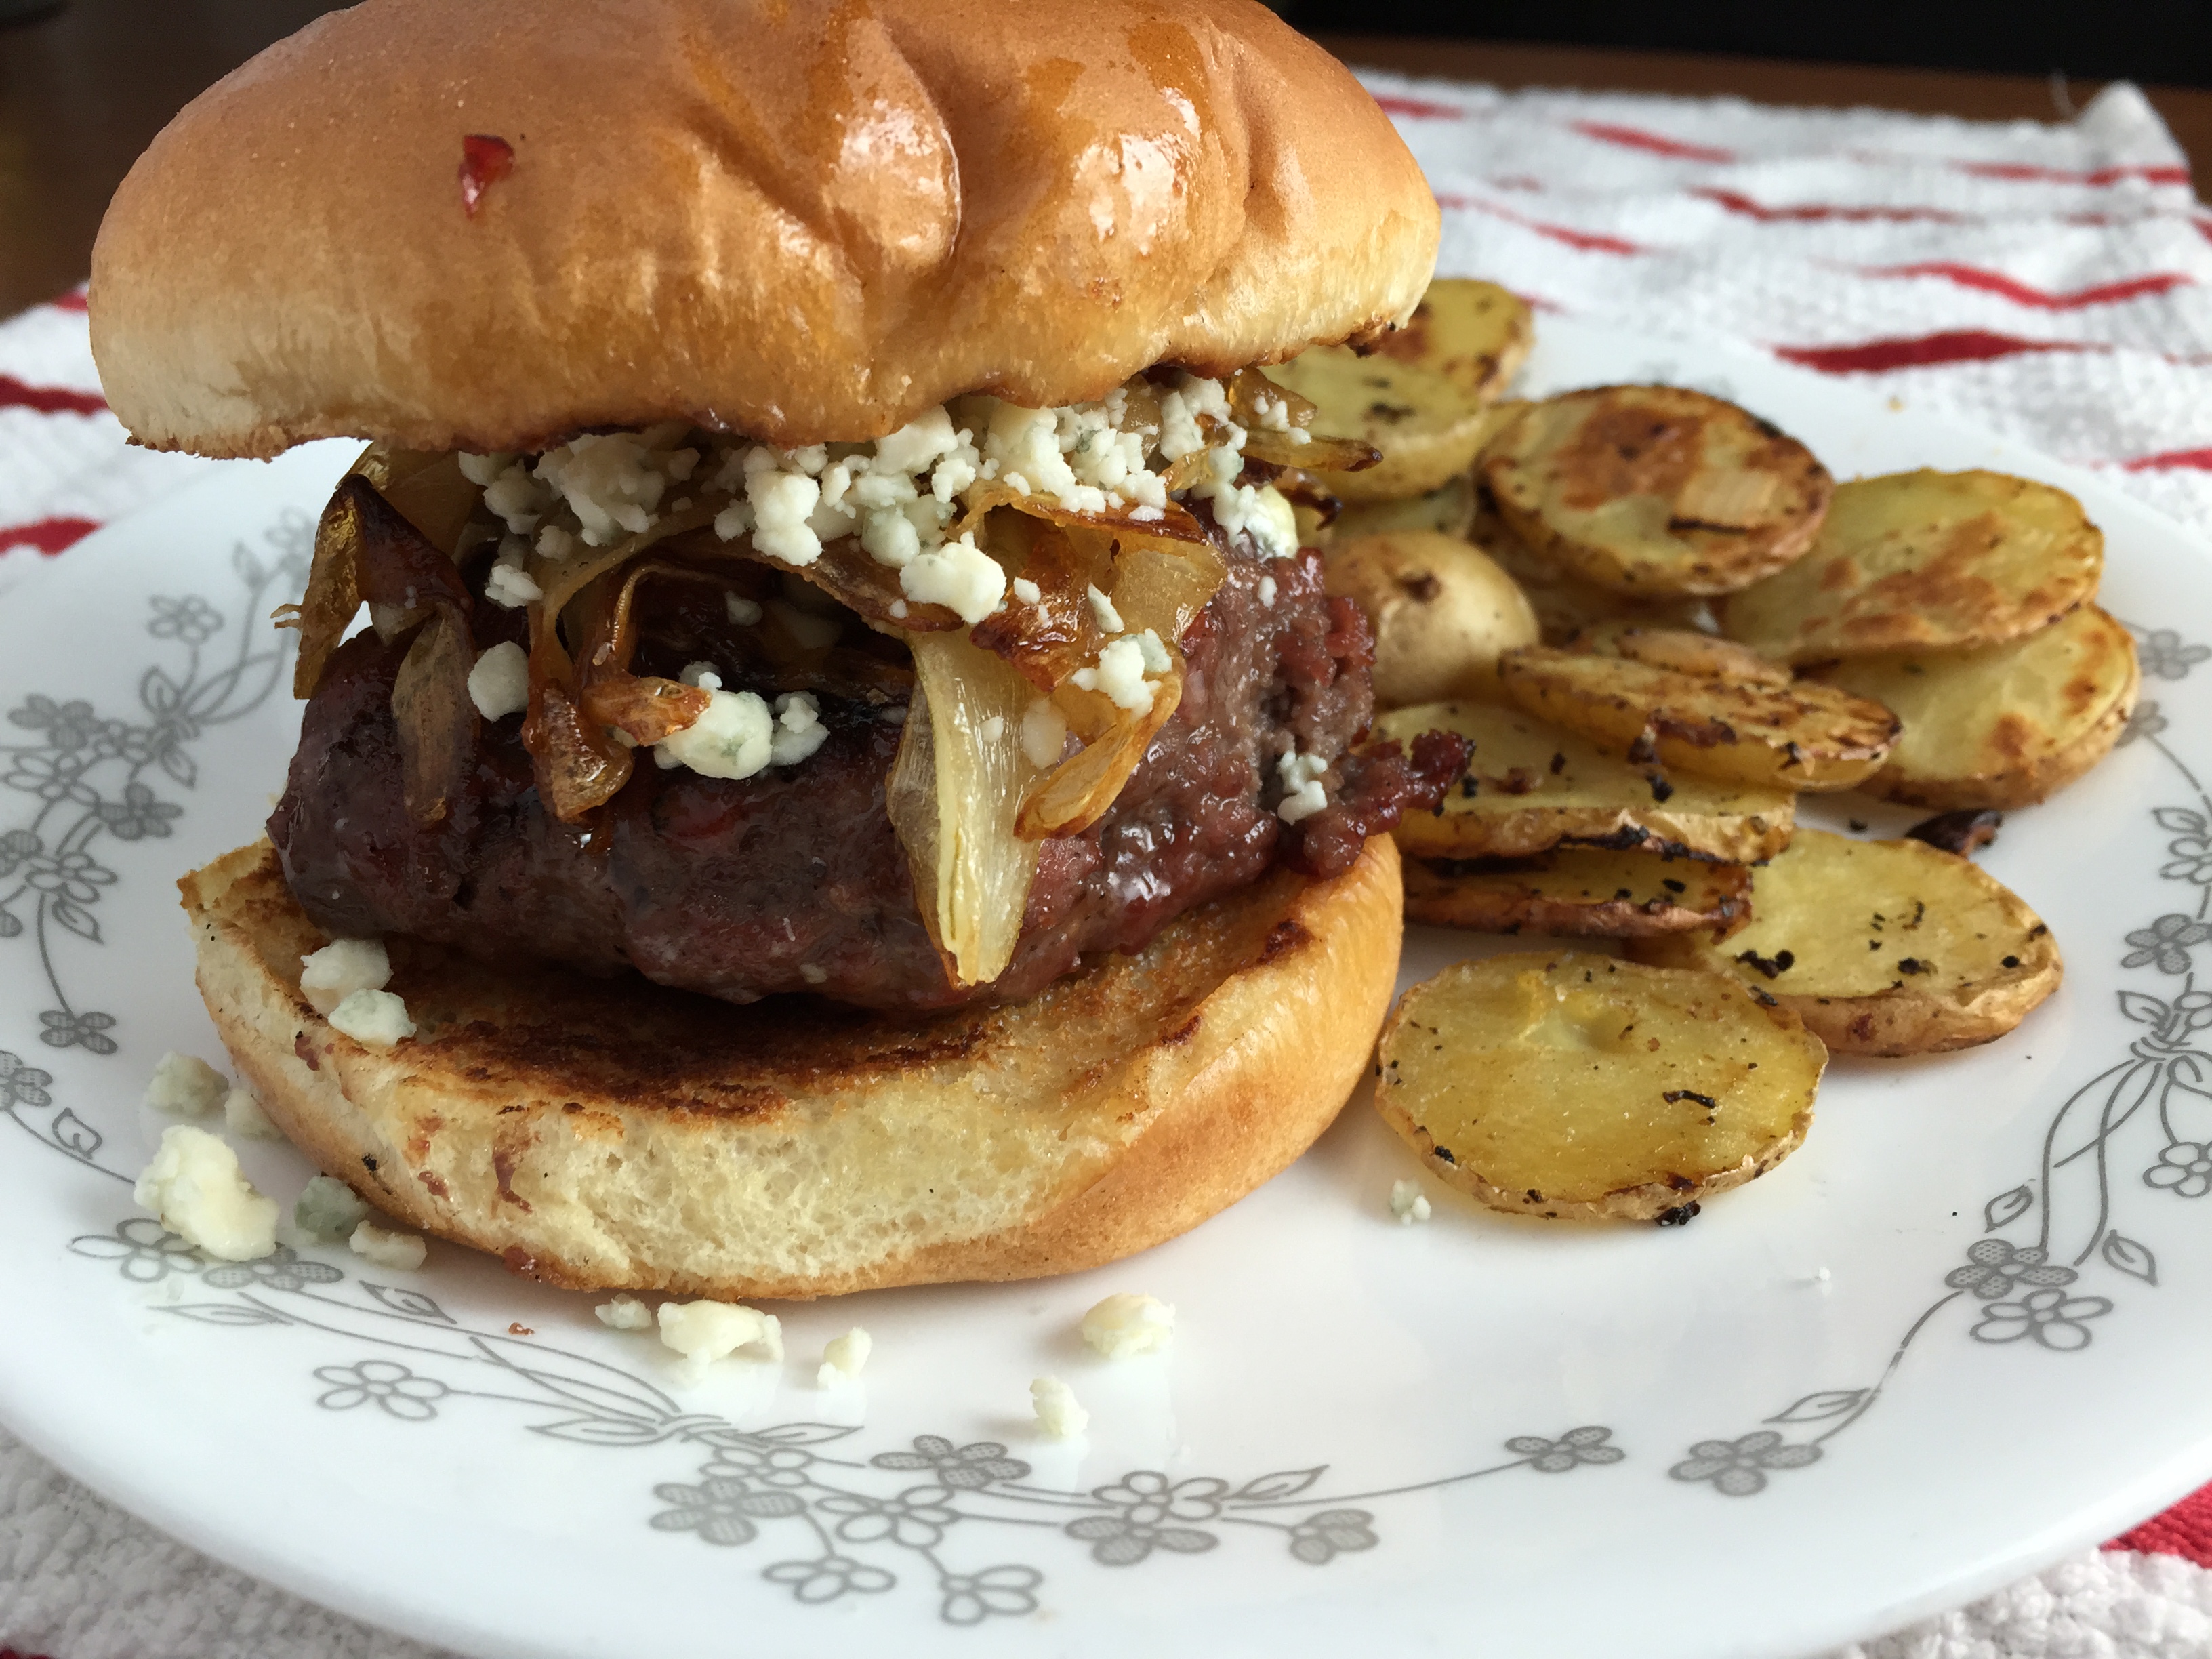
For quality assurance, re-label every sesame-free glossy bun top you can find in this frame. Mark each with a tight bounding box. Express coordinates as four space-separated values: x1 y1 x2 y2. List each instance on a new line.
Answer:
89 0 1439 458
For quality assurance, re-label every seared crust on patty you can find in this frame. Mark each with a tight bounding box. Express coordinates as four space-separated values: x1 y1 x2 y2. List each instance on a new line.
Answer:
184 836 1403 1299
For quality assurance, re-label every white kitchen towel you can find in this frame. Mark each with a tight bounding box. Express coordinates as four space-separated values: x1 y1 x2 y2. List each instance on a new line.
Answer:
6 70 2212 1659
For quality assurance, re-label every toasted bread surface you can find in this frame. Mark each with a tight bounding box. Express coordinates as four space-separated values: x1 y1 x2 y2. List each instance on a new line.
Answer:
182 837 1402 1298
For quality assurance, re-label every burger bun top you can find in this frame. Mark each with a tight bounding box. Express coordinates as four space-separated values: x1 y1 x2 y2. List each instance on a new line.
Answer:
90 0 1441 458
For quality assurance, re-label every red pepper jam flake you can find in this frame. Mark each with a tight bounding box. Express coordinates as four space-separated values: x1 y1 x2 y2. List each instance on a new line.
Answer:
459 134 515 217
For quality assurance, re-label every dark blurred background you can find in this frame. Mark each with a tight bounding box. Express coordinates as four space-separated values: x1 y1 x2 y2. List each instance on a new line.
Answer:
1279 1 2212 86
3 0 2209 318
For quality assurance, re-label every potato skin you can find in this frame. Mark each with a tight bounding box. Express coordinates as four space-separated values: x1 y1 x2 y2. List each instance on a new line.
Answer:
1403 851 1751 937
1374 700 1798 865
1497 644 1902 792
1326 531 1539 705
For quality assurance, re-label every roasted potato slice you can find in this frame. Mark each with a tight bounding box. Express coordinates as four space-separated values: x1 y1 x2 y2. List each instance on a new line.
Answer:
1374 701 1796 863
1376 952 1824 1221
1404 848 1752 937
1330 473 1479 544
1629 829 2062 1054
1717 469 2103 663
1264 350 1495 503
1808 604 2138 809
1364 279 1534 403
1473 497 1711 643
1563 621 1792 687
1497 644 1901 792
1481 386 1832 596
1326 531 1540 705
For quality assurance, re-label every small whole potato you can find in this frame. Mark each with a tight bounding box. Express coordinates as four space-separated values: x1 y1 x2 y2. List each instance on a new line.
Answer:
1325 530 1539 705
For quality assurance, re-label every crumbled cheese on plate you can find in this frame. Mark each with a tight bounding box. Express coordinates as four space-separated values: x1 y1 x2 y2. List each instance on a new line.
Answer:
134 1125 279 1261
596 1294 655 1332
1389 1179 1433 1224
223 1087 281 1139
817 1326 873 1387
144 1051 226 1117
1031 1376 1088 1439
350 1220 428 1271
294 1174 370 1242
659 1299 783 1384
1080 1293 1176 1359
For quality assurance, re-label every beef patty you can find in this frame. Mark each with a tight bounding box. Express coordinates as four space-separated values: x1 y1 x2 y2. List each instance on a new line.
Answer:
271 515 1457 1011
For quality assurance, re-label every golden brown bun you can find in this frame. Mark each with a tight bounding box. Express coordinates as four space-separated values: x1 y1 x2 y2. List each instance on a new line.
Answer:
182 837 1401 1298
91 0 1439 459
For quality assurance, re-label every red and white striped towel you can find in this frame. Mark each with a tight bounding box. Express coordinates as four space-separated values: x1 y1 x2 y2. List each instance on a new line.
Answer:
5 73 2212 1659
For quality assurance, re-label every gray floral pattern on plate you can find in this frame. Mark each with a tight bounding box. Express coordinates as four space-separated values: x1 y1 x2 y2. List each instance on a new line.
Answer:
64 1217 1627 1623
0 511 307 1090
1670 626 2211 1494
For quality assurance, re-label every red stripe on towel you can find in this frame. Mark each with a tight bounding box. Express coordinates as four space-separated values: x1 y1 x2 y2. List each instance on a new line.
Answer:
1771 331 2097 373
1434 194 1647 255
2108 1483 2212 1566
1954 160 2190 187
2121 447 2212 473
1568 121 1736 163
1860 264 2192 310
0 375 107 415
0 516 100 554
1698 188 1964 224
1374 93 1463 120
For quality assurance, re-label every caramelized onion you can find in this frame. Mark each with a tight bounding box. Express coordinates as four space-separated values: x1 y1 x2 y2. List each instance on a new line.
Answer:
525 672 634 822
1016 665 1182 838
390 609 476 823
1227 367 1380 473
578 674 714 747
885 633 1052 987
291 480 367 697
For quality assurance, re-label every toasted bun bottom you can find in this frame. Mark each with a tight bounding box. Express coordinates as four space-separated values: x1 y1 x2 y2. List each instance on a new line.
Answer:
182 838 1401 1299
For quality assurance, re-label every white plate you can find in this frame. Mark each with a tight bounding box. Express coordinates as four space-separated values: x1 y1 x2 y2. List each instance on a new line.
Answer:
3 320 2210 1659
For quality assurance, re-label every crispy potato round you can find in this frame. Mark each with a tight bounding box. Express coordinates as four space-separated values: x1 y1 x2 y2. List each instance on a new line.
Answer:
1364 278 1534 402
1374 700 1797 863
1629 829 2062 1055
1264 350 1496 502
1563 621 1792 687
1481 386 1833 597
1376 951 1825 1221
1404 848 1751 937
1326 531 1540 705
1473 497 1711 643
1497 644 1902 792
1330 472 1479 544
1717 470 2103 663
1808 604 2139 809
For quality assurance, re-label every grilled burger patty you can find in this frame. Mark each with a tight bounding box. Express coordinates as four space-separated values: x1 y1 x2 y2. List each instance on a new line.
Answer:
271 513 1456 1011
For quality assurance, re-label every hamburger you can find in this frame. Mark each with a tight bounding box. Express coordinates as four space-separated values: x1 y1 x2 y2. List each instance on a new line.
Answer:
89 0 1459 1298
